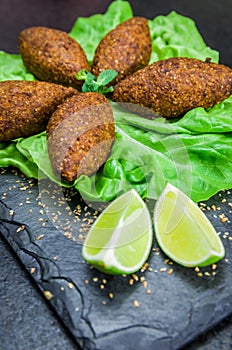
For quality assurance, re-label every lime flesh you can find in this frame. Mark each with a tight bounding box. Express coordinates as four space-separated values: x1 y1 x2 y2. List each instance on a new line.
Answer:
82 189 153 275
154 183 225 267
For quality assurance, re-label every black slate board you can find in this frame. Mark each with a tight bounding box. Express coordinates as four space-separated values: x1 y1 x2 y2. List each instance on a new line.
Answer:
0 167 232 350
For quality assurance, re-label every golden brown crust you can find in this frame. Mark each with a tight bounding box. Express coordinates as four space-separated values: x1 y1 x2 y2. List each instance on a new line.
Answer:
91 17 152 85
112 57 232 118
46 92 115 182
0 80 77 141
18 26 90 90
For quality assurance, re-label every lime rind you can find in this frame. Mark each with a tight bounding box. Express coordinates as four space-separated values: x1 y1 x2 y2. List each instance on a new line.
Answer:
155 237 225 268
154 183 225 267
83 223 153 275
83 234 152 275
82 189 153 275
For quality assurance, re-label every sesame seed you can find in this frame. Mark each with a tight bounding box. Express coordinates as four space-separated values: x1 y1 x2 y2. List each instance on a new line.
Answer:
44 290 53 300
160 267 167 272
221 217 228 223
68 282 74 289
143 281 148 288
152 247 160 252
204 272 211 277
35 234 44 240
30 267 36 274
16 225 25 233
133 300 140 307
199 202 206 207
132 274 139 281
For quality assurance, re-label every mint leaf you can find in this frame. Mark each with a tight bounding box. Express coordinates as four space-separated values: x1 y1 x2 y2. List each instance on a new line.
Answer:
82 80 99 93
98 85 114 94
97 70 118 86
76 69 91 80
75 69 118 94
83 72 99 92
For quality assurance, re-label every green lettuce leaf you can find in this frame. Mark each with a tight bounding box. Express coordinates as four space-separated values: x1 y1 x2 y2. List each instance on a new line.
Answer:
149 11 219 63
0 51 35 81
0 1 231 204
69 0 133 63
0 142 38 178
173 95 232 134
74 102 232 203
15 132 73 187
4 98 232 203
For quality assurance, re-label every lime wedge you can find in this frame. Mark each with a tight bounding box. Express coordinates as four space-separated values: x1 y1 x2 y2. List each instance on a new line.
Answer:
154 183 225 267
82 190 153 275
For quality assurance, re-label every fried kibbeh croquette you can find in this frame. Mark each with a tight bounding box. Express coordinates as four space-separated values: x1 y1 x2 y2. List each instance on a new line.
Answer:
18 26 90 90
46 92 115 182
91 17 152 85
112 57 232 118
0 80 78 142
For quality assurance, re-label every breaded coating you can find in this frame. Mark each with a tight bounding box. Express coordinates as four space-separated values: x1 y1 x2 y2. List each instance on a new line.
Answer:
46 92 115 182
91 17 152 85
18 26 90 90
0 80 77 142
112 57 232 118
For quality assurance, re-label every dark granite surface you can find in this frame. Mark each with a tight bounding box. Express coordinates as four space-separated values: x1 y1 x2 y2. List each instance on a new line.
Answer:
0 1 232 349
